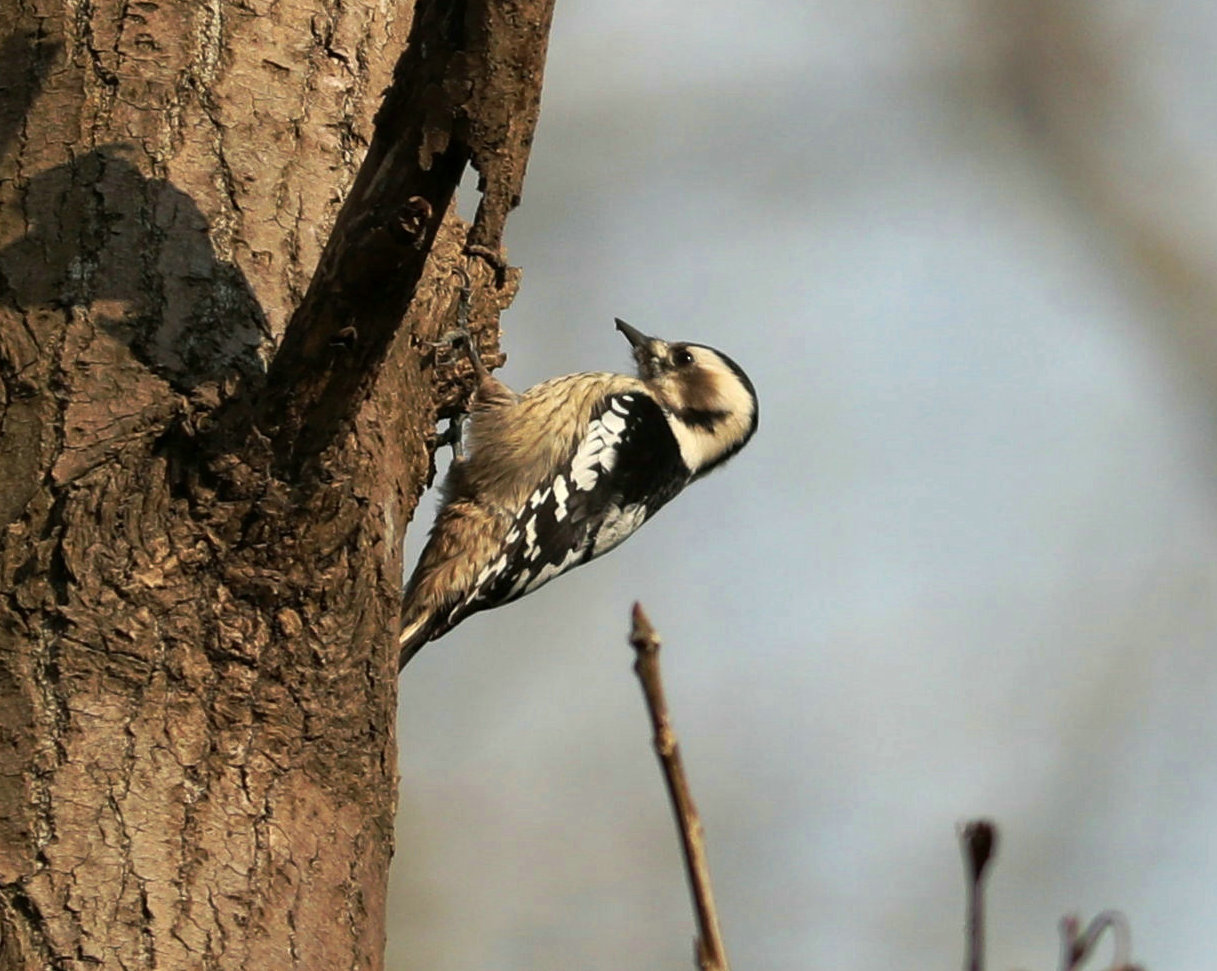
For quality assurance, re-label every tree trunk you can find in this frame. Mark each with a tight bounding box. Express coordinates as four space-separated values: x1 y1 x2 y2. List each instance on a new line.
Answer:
0 0 551 966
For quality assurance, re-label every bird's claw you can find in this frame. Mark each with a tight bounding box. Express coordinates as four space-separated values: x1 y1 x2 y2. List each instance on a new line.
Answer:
426 327 473 351
433 414 468 462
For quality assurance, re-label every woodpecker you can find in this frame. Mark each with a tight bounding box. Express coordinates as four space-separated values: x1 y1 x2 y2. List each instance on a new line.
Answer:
399 318 758 668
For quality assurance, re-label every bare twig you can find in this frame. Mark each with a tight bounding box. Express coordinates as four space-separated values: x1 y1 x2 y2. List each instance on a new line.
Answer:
958 819 999 971
956 822 1142 971
1060 910 1141 971
628 603 730 971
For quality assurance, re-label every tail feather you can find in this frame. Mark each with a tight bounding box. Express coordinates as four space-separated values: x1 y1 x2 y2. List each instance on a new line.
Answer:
398 610 435 670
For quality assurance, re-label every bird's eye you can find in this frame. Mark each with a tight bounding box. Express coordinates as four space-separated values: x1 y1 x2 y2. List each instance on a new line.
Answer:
673 348 694 367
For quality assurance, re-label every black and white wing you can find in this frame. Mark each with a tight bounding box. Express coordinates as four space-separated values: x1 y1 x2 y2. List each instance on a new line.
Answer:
442 392 689 632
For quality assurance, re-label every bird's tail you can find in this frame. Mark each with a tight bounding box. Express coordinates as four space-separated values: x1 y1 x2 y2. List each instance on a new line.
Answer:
398 609 435 671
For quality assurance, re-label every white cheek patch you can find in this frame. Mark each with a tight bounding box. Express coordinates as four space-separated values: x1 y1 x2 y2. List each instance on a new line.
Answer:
668 421 718 473
664 355 756 473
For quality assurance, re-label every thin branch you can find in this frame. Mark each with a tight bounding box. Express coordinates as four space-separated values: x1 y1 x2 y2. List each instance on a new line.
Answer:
1060 910 1141 971
629 603 730 971
958 819 998 971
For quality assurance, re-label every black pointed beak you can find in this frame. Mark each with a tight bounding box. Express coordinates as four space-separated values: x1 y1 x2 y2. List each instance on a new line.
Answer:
614 318 651 349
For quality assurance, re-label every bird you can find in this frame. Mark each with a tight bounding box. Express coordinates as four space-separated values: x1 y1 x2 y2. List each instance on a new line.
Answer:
398 317 758 668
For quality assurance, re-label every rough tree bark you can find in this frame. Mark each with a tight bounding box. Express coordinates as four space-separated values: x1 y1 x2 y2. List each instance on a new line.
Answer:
0 0 553 966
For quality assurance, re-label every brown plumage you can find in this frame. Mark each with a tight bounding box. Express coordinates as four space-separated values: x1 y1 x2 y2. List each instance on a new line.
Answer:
399 370 644 658
399 320 758 668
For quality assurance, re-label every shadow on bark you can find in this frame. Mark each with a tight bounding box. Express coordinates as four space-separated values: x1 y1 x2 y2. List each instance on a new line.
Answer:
1 31 266 389
0 148 268 388
0 30 59 161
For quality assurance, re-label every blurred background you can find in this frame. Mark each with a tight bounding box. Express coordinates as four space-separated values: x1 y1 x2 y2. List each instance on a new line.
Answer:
390 1 1217 968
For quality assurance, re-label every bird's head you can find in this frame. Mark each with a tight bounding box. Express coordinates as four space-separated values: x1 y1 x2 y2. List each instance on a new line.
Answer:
615 317 758 477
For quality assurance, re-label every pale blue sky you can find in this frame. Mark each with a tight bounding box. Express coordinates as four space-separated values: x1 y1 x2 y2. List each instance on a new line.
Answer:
392 3 1217 968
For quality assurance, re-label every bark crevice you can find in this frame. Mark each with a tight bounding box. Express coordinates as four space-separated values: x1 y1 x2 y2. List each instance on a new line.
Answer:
0 0 554 964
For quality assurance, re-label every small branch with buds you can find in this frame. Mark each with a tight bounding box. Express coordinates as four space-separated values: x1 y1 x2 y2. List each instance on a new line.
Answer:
959 819 998 971
1060 910 1141 971
629 603 730 971
957 819 1143 971
624 627 1147 971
